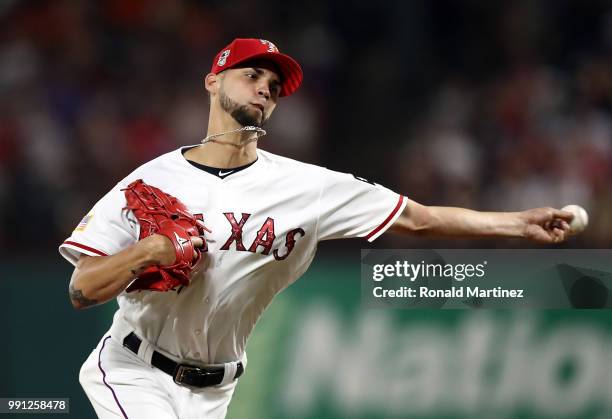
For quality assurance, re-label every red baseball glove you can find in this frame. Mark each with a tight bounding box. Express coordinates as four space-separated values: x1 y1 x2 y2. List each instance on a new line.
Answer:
122 179 209 292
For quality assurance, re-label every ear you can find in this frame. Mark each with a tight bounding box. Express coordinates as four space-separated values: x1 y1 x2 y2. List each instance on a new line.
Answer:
204 73 220 95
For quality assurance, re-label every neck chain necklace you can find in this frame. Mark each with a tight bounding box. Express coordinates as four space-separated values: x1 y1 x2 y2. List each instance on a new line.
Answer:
200 126 267 145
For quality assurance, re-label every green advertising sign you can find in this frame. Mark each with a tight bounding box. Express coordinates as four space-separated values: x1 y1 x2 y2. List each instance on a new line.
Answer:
2 258 611 419
229 260 612 419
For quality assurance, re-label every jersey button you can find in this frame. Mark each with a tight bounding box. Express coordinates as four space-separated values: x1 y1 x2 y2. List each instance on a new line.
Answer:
195 329 202 335
205 298 210 303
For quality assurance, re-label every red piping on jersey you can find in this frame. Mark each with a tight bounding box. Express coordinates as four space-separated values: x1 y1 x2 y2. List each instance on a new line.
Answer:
365 195 405 240
63 241 108 256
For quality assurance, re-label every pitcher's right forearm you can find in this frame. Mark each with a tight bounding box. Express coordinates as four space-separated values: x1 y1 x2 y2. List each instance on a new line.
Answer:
68 236 164 309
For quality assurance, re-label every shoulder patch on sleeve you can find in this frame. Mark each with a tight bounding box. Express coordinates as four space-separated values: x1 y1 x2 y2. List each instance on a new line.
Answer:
75 212 93 232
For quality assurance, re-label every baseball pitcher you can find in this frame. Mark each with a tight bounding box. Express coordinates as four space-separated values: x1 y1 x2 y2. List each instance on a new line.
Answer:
59 38 574 419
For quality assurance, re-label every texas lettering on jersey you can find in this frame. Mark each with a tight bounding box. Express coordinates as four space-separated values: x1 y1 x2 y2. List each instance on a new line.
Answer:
216 212 305 261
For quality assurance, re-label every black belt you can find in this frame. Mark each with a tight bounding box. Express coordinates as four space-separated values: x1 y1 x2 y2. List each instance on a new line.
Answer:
122 332 244 387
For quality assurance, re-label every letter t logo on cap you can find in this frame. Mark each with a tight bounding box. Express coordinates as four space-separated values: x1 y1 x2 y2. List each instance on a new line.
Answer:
259 39 278 53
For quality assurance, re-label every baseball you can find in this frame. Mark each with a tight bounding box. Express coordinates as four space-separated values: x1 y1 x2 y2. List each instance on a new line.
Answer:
561 204 589 235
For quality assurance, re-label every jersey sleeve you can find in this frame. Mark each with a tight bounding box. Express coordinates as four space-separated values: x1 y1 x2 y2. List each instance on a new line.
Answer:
316 170 407 242
59 181 138 266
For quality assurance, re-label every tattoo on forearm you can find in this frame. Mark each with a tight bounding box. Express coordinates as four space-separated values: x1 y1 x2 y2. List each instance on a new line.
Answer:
69 283 98 307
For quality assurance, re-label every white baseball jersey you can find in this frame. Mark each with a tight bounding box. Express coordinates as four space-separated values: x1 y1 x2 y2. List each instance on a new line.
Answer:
59 146 406 365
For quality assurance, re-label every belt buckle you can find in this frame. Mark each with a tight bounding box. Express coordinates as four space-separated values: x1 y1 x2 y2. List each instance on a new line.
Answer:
172 364 214 387
173 364 204 385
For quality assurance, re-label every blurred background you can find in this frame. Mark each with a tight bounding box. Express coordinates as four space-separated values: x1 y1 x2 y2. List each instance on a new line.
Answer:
1 0 611 418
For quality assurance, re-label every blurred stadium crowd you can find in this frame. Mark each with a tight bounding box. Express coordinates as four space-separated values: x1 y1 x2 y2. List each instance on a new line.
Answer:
0 0 611 253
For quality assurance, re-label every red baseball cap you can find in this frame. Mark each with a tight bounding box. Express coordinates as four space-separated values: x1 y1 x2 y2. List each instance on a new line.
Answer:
210 38 303 97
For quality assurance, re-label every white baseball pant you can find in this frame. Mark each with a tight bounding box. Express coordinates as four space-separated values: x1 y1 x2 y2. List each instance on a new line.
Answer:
79 335 237 419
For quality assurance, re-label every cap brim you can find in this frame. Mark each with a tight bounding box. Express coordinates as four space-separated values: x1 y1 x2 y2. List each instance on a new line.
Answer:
230 51 303 97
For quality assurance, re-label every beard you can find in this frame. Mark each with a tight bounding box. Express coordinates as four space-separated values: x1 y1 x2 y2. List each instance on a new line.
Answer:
219 90 268 128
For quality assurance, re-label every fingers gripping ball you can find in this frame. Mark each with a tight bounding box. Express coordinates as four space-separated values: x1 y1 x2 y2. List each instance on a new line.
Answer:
123 179 210 292
561 204 589 235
